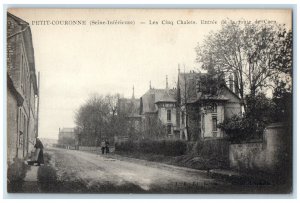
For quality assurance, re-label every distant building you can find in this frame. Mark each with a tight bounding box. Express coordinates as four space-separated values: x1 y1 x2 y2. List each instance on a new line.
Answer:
7 12 39 165
58 128 76 148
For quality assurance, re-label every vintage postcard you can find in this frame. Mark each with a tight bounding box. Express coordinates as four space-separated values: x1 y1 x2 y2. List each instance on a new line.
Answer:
6 8 293 194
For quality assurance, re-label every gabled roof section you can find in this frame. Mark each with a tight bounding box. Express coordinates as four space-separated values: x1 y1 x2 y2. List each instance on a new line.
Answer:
154 88 177 103
221 85 241 101
7 12 38 95
178 71 241 104
7 12 29 26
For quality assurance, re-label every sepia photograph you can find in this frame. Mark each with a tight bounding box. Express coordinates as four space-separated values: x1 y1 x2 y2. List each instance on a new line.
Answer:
5 8 293 195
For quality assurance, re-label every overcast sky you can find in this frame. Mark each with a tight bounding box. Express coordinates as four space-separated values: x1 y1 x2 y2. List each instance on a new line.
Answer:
8 9 291 139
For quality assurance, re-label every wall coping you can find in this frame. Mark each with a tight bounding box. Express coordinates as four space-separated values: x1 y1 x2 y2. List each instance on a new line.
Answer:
265 122 288 129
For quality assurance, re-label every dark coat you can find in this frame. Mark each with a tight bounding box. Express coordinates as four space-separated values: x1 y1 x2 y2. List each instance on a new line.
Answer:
34 138 44 164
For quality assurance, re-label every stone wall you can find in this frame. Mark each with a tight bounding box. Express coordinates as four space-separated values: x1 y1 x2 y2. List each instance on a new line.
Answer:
229 123 291 175
7 87 18 165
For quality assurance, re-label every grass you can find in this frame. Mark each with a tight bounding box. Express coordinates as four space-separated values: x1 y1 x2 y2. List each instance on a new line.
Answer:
114 151 229 171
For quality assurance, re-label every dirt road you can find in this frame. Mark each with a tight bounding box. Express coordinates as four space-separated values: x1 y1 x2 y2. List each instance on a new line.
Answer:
44 147 228 193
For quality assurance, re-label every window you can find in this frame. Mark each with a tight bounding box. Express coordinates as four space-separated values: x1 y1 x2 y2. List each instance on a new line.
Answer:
212 103 217 113
167 125 172 135
181 112 185 125
212 117 217 131
167 109 171 121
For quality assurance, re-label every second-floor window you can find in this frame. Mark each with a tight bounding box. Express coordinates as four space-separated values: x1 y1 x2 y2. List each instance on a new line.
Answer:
212 117 217 131
167 109 171 121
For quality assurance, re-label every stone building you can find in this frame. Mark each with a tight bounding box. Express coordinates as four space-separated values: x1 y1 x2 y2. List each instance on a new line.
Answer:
7 12 39 165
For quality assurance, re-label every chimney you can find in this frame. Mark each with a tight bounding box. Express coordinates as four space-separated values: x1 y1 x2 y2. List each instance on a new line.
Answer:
166 75 169 89
149 81 152 89
132 85 135 99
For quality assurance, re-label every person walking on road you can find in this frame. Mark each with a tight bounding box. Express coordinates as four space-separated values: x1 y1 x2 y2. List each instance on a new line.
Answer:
105 139 110 154
101 140 106 154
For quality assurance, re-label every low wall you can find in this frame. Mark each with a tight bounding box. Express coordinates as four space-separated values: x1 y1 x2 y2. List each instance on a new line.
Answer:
229 142 265 171
79 146 115 153
229 123 291 174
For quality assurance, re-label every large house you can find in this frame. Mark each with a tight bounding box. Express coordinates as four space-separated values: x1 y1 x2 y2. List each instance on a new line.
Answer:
7 12 39 165
177 70 241 141
140 77 179 139
118 69 242 141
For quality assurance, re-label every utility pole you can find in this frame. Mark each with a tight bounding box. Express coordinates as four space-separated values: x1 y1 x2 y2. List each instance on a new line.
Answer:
36 72 40 138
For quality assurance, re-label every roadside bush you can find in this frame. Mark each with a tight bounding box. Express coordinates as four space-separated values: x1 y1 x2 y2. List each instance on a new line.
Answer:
7 158 29 192
115 140 136 153
218 115 265 143
115 139 187 156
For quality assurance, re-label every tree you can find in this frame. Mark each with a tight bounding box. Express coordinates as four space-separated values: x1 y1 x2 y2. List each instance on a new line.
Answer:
74 94 110 146
196 20 292 110
104 94 121 139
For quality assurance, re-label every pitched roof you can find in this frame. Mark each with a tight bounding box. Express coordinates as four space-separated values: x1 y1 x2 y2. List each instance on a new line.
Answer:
178 72 240 104
141 88 177 113
7 12 38 95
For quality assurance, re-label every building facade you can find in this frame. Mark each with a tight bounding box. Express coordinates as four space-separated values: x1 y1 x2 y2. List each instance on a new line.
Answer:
133 70 242 141
140 83 179 139
7 13 38 165
177 71 242 141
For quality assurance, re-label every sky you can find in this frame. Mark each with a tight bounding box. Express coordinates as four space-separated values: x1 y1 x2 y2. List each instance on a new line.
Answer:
8 9 292 139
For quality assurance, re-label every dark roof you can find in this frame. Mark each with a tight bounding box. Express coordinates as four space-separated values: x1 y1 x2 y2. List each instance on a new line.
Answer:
7 12 38 95
7 12 29 26
178 72 240 104
154 89 177 103
141 88 177 113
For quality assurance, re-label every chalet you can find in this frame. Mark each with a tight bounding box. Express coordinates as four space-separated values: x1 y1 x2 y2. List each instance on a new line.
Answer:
177 70 242 141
